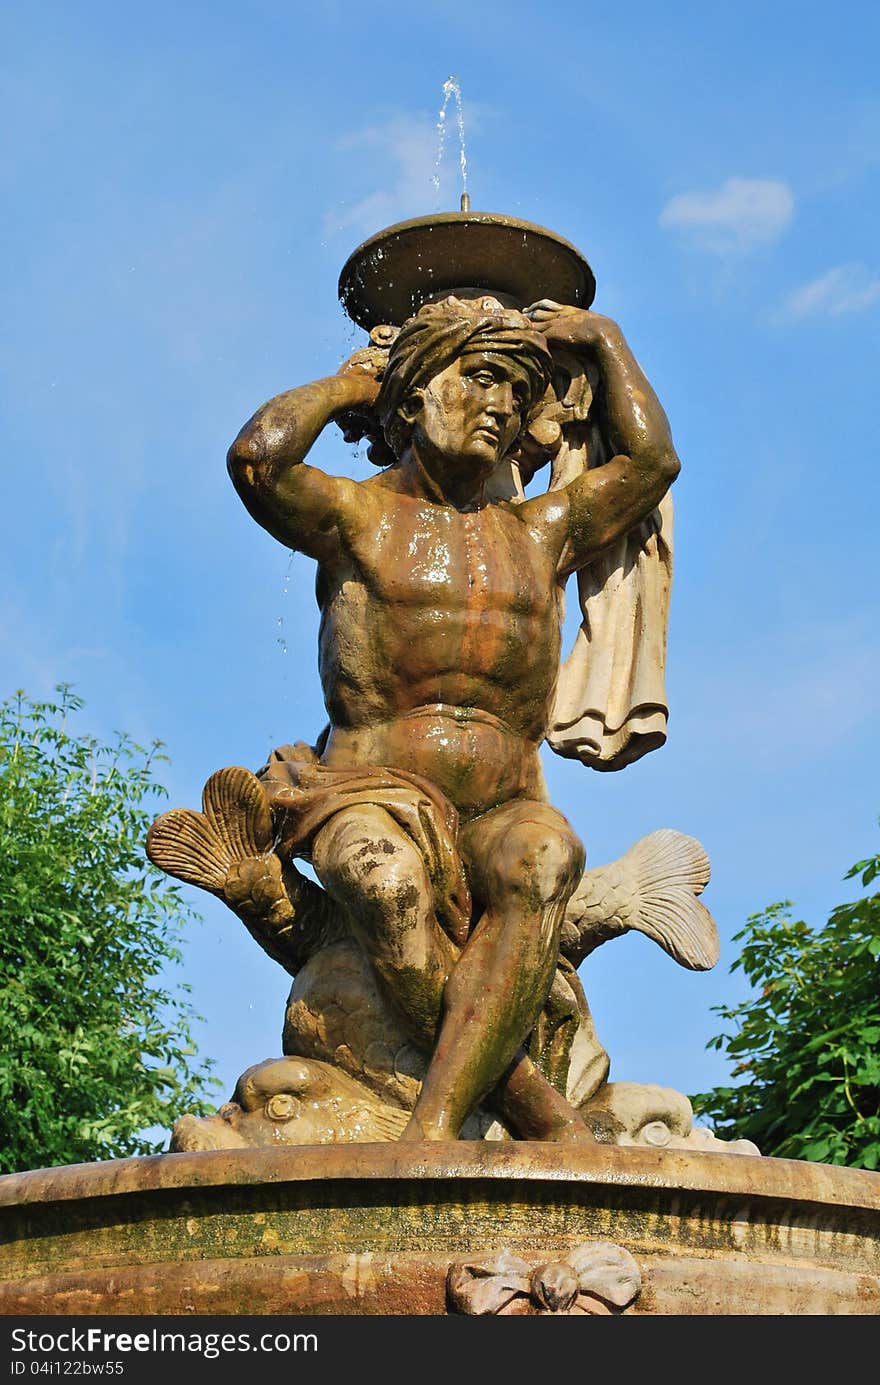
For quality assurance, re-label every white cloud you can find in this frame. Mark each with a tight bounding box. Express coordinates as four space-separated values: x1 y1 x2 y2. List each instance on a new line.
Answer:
779 262 880 320
659 177 794 253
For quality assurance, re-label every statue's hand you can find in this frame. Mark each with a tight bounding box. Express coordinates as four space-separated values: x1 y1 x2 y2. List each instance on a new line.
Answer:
524 301 622 355
334 347 385 448
336 347 385 407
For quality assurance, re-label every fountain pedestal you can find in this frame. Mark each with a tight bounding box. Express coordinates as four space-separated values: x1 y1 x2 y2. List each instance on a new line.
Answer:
1 1146 878 1315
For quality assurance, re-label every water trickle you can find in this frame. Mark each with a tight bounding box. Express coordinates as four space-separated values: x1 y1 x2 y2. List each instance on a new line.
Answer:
342 315 359 357
275 551 294 657
431 75 468 209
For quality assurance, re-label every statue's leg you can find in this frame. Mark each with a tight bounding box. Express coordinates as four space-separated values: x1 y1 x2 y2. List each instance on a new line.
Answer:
311 805 457 1047
488 1048 595 1143
402 800 591 1142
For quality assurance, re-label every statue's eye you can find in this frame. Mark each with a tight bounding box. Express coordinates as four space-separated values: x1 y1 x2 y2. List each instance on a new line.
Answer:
266 1093 298 1122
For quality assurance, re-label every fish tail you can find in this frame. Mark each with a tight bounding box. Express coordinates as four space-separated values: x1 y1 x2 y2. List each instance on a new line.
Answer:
622 829 719 970
562 829 719 971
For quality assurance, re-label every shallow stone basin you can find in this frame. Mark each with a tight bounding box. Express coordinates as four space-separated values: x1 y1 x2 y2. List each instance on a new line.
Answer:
0 1145 878 1314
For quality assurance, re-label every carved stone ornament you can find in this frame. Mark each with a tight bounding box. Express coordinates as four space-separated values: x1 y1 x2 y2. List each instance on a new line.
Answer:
446 1242 642 1315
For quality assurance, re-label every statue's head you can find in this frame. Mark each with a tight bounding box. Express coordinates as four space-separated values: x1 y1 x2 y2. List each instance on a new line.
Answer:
376 296 553 480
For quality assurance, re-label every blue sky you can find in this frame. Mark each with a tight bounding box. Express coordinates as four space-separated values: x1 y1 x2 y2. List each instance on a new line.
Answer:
3 0 879 1115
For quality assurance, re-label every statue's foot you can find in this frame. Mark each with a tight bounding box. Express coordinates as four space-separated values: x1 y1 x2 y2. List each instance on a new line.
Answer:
399 1073 596 1145
493 1054 597 1144
398 1109 593 1144
504 1087 596 1144
539 1117 596 1145
398 1113 450 1142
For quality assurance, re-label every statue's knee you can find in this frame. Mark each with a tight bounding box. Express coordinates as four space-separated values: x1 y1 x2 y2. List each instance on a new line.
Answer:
311 811 360 884
360 847 427 924
491 816 584 905
314 814 427 922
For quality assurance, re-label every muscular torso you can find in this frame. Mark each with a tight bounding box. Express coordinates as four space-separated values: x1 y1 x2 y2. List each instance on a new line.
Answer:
316 474 564 819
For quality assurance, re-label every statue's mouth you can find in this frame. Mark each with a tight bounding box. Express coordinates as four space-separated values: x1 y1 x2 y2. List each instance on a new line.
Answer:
474 425 501 445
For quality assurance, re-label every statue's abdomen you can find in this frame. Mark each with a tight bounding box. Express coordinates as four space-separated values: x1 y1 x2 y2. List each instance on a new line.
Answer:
315 500 561 815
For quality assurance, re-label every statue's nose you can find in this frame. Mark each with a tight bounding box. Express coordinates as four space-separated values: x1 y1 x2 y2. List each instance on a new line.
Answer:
487 381 515 418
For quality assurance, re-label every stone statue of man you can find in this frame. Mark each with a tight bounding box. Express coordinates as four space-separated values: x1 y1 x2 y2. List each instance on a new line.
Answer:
221 293 681 1144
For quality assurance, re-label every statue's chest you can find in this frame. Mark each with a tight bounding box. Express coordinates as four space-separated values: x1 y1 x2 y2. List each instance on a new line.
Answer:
354 503 548 615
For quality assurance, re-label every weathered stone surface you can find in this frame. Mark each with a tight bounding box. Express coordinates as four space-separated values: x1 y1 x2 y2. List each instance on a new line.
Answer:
1 1146 877 1315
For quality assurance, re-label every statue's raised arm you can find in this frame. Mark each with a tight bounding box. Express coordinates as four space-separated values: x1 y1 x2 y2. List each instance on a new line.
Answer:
521 301 680 579
226 356 381 561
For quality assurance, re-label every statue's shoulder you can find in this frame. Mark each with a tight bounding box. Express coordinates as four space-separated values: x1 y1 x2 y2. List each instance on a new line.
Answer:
364 465 406 495
487 494 551 533
332 467 421 548
331 467 399 523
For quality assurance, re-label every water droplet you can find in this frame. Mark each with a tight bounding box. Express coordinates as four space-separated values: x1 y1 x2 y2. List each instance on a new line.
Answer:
274 552 294 660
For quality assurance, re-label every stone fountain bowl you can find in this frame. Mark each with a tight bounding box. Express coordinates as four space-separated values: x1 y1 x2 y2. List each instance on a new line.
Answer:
1 1145 878 1315
338 212 596 329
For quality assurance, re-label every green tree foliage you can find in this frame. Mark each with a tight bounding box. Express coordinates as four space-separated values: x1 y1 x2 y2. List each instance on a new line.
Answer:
692 836 880 1168
0 687 219 1174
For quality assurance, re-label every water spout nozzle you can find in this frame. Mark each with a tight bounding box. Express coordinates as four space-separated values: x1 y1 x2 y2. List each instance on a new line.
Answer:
460 193 470 213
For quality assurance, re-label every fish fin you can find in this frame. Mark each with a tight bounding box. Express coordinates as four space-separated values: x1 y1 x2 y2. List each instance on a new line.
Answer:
202 766 273 859
626 829 719 970
147 767 274 896
146 807 230 893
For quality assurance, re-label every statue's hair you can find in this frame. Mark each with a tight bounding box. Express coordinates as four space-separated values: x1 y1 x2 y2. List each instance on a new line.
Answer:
375 296 553 461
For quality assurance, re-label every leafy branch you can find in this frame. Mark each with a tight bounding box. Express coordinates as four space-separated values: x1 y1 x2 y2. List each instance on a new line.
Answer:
692 826 880 1169
0 687 220 1173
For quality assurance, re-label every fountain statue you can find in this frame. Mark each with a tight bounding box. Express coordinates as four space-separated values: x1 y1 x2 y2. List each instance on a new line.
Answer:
147 206 747 1156
2 206 876 1320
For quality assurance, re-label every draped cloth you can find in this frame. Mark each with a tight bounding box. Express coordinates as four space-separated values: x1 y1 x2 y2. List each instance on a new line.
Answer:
500 412 673 773
548 488 673 771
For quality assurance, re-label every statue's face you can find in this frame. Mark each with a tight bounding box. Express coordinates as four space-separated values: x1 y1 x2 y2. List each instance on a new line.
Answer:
410 350 532 479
